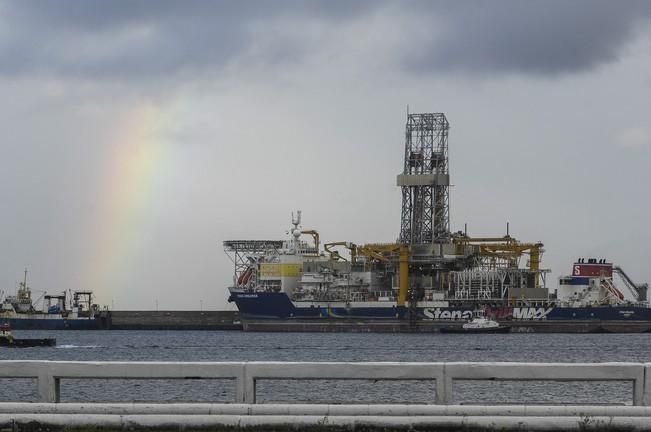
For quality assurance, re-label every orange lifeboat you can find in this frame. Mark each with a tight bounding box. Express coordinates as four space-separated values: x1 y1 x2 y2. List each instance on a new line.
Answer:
239 268 253 286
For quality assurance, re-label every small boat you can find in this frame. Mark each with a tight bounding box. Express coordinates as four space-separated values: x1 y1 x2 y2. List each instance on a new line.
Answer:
0 323 56 347
440 310 510 334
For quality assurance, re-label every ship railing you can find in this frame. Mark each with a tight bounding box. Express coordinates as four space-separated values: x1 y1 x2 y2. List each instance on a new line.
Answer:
296 247 319 255
372 291 395 300
345 291 395 302
0 360 647 405
347 292 365 302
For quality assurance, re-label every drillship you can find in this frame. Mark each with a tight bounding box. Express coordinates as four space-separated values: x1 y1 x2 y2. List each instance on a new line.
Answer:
226 113 649 332
1 270 104 330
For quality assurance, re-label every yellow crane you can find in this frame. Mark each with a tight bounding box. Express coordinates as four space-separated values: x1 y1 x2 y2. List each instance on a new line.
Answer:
323 242 356 262
454 236 543 270
354 243 410 306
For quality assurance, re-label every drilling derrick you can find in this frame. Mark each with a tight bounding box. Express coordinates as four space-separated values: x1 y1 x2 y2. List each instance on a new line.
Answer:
397 113 450 244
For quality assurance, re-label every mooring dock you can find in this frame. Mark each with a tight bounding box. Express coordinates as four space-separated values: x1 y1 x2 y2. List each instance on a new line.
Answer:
3 360 651 431
106 310 240 330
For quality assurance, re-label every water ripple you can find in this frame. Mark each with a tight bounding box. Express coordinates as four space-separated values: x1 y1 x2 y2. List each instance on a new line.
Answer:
1 330 649 404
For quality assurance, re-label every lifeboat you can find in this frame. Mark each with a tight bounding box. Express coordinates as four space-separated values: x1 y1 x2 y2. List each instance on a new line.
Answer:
239 268 253 286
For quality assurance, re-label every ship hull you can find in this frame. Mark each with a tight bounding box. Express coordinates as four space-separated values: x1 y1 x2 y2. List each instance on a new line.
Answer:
0 316 101 330
231 292 407 319
229 291 651 323
0 337 56 347
440 325 511 334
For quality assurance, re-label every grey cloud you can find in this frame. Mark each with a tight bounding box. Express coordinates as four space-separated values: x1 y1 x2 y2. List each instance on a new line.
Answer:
409 1 651 76
0 0 650 80
0 2 269 78
0 1 373 79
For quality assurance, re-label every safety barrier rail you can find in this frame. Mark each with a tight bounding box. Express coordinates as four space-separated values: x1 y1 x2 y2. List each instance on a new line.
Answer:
0 360 647 405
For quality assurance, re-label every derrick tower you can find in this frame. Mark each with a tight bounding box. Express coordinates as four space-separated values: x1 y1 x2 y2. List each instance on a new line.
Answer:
397 113 450 244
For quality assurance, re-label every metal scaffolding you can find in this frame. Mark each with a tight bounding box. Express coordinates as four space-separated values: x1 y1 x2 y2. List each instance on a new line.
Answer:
223 240 283 287
398 113 450 244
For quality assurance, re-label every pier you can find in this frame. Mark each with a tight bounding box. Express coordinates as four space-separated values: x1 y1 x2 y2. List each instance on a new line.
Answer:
106 310 240 330
3 361 651 430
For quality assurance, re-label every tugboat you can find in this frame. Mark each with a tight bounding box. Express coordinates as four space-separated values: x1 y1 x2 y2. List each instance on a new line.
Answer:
0 323 56 347
440 310 510 334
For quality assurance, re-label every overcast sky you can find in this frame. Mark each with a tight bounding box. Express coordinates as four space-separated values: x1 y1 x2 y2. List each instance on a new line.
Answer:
1 1 650 310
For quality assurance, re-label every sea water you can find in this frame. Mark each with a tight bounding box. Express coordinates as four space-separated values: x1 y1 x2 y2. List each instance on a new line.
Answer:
1 330 649 404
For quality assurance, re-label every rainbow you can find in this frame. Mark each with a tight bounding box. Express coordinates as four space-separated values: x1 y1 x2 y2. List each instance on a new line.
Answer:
83 104 172 308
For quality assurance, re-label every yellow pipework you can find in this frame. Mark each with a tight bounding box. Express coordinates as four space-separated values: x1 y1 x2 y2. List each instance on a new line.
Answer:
456 236 513 243
352 243 409 305
355 243 402 262
356 246 390 262
455 235 544 272
528 243 543 272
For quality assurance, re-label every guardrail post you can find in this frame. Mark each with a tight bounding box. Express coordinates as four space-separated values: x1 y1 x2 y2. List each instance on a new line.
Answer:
235 362 255 404
633 372 644 406
435 366 450 404
37 372 59 403
235 363 244 403
644 364 651 405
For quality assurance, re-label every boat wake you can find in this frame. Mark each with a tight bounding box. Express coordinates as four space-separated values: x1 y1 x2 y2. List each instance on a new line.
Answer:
56 344 101 349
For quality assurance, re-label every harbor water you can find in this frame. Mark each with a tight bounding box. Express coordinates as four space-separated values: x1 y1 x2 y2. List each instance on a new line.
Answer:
2 330 650 405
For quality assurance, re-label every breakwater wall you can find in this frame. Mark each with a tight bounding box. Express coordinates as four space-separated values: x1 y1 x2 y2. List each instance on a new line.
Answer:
107 310 240 330
101 312 651 333
242 318 651 333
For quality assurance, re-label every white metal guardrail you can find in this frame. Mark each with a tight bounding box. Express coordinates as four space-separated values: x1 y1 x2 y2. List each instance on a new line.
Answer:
0 360 647 405
3 361 651 431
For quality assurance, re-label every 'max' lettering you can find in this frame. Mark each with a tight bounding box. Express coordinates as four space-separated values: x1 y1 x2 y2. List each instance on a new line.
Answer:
512 307 553 320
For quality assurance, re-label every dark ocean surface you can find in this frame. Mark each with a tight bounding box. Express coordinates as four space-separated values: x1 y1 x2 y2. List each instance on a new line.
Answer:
1 330 649 405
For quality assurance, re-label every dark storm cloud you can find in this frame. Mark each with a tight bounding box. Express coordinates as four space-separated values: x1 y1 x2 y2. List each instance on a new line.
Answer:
0 0 372 79
411 0 651 75
0 0 650 80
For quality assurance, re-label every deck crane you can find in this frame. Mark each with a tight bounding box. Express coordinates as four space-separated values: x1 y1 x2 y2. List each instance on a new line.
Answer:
354 244 410 306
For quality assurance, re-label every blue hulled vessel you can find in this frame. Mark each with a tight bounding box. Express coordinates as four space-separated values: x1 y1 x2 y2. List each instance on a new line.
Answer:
226 213 650 327
1 270 104 330
225 113 649 330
